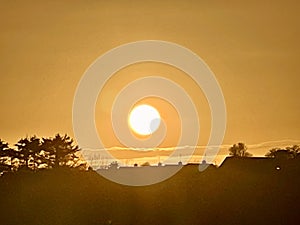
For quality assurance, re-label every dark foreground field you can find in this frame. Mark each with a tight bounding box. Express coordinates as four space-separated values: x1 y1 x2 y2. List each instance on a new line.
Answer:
0 163 299 225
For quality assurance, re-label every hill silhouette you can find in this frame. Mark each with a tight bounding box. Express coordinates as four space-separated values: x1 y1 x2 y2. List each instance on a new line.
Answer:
0 160 299 225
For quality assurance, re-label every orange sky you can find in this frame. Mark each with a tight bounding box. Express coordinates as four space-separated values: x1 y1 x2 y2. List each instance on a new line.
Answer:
0 0 299 162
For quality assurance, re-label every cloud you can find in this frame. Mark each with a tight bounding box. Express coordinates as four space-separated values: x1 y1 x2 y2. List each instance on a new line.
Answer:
79 139 300 166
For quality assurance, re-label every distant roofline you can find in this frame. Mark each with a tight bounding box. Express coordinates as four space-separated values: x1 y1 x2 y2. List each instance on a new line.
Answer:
219 156 280 167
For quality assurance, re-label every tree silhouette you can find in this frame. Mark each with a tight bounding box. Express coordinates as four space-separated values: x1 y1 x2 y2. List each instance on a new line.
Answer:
286 145 300 158
228 142 252 157
0 139 10 160
0 139 12 173
15 136 42 170
4 147 18 170
15 138 31 169
266 145 299 159
0 134 85 172
265 147 282 158
42 134 80 168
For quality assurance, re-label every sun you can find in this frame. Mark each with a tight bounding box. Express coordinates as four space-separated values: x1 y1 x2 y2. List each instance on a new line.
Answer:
128 104 161 136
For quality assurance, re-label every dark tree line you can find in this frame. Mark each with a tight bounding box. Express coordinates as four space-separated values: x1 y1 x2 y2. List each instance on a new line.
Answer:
228 142 300 159
0 134 86 174
265 145 300 159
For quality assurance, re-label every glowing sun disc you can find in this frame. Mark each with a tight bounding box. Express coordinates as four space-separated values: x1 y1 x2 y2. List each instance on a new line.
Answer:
128 104 161 136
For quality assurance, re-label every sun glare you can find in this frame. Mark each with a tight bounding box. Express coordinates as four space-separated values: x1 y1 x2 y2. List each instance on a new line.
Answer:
128 104 161 136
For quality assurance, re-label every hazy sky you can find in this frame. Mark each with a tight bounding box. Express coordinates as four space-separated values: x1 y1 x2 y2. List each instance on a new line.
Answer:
1 1 299 159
